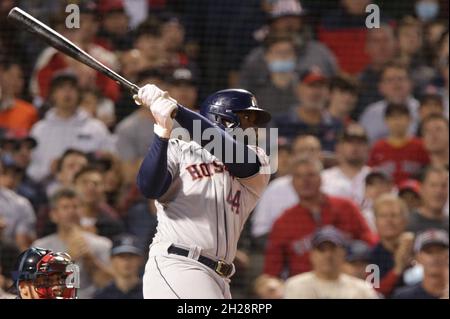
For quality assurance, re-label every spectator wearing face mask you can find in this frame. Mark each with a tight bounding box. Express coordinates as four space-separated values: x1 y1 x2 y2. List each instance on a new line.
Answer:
239 32 299 116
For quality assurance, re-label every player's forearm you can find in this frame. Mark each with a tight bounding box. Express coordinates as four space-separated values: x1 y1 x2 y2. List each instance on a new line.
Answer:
175 105 261 178
137 135 172 199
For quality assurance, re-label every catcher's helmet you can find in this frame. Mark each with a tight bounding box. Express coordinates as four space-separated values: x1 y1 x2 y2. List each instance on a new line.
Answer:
200 89 271 129
15 247 79 299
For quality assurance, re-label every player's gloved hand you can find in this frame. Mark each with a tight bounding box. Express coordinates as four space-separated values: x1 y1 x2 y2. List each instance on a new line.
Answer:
134 84 164 107
150 93 178 139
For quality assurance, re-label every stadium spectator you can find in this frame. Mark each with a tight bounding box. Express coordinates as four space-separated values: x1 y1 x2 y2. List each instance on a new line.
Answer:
273 68 344 151
342 240 372 281
73 166 125 240
0 60 38 134
252 274 284 299
239 0 338 101
398 179 422 212
167 68 198 111
31 7 120 103
408 166 449 234
321 124 371 208
284 226 378 299
421 115 449 169
417 94 445 126
264 157 375 278
27 73 115 182
251 135 321 241
355 24 397 119
94 234 144 299
360 62 420 143
0 133 45 211
396 17 435 93
33 188 113 299
0 221 20 297
369 194 415 297
368 103 430 186
97 0 133 51
239 32 299 115
133 17 166 70
326 75 359 126
115 69 168 185
45 149 88 198
392 229 449 299
0 162 36 251
319 0 373 74
79 89 116 132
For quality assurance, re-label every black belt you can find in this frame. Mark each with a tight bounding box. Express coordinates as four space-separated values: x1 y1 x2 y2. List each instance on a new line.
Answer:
167 245 233 277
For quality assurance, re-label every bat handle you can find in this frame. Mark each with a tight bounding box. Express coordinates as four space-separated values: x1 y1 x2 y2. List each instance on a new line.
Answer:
130 83 140 95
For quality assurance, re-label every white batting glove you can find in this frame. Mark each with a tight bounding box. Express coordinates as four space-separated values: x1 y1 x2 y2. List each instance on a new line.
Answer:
150 94 178 139
134 84 164 107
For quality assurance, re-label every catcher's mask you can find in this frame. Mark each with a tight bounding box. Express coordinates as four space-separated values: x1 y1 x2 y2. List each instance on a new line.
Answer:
15 247 80 299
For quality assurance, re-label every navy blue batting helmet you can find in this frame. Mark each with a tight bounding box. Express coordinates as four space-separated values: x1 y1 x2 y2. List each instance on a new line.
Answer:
200 89 271 129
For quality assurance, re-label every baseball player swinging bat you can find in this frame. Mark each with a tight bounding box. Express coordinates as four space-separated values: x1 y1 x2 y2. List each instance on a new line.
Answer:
9 6 274 299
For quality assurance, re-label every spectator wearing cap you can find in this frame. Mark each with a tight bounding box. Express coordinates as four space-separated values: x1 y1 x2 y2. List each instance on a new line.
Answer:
33 188 113 299
342 240 372 281
272 68 344 151
73 166 124 240
0 60 38 134
368 103 430 186
284 226 378 299
321 124 371 208
0 162 36 252
239 32 299 116
252 135 322 242
27 73 115 183
264 156 375 279
398 179 422 212
359 62 420 144
326 75 359 126
353 24 397 119
97 0 133 51
0 133 45 212
115 69 168 185
421 115 449 169
167 68 198 111
94 234 144 299
408 166 449 234
392 229 449 299
369 194 415 298
238 0 338 100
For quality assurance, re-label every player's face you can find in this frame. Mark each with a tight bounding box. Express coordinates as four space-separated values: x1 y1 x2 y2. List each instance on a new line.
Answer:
19 281 42 299
237 111 260 130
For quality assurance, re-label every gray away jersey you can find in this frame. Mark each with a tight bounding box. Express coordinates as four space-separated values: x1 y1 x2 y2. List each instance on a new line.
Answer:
151 139 270 263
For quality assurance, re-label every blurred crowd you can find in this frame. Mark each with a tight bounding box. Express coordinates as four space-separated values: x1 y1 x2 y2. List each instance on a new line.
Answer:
0 0 449 299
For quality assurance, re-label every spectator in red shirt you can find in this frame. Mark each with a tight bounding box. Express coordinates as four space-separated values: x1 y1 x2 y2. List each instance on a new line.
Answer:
263 156 375 279
368 103 430 186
